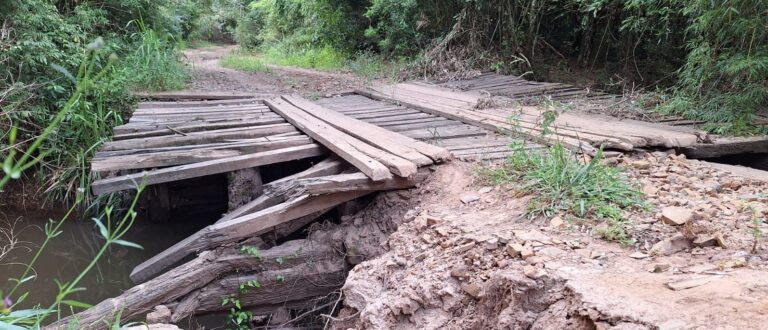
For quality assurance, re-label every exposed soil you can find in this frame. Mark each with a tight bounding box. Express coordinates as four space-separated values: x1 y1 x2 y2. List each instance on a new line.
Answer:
182 45 364 96
171 46 768 329
332 161 768 330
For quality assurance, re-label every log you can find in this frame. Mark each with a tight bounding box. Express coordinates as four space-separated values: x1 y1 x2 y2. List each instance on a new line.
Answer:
264 98 395 180
49 240 338 329
91 144 326 195
227 167 263 211
282 95 450 164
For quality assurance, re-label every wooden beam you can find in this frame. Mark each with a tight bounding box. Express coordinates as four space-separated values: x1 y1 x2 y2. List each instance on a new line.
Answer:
91 144 325 195
282 95 450 164
264 98 394 180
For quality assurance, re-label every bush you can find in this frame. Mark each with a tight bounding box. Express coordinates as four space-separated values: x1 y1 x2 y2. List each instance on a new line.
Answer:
262 43 347 70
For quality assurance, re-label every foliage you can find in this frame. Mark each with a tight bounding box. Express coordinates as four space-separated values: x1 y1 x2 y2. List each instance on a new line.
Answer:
1 43 147 328
661 0 768 135
1 0 189 200
479 142 644 244
220 52 270 73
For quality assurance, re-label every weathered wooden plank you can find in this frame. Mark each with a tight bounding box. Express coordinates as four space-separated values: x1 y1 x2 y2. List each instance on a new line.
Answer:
133 91 265 101
94 134 305 158
283 95 451 163
91 144 325 195
91 138 314 172
283 95 443 166
112 117 286 140
102 123 297 151
264 98 395 180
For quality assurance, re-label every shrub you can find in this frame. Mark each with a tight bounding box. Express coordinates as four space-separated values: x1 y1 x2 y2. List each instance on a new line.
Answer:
220 52 270 73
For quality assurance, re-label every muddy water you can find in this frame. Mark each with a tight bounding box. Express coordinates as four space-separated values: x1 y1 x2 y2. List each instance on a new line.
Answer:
1 206 210 312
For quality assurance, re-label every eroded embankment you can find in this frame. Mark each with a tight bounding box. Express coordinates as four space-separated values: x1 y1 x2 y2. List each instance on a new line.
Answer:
331 162 768 330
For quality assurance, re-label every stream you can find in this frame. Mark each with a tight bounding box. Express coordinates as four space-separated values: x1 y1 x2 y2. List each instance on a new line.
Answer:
1 205 217 326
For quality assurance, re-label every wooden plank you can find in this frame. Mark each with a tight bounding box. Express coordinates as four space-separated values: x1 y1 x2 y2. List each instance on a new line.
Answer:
283 95 446 165
113 117 286 140
398 125 487 140
133 91 265 101
264 98 395 180
102 123 297 151
91 138 313 172
94 135 305 158
91 144 325 195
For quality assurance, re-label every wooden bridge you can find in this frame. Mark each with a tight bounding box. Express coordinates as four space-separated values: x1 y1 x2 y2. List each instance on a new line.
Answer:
73 75 752 327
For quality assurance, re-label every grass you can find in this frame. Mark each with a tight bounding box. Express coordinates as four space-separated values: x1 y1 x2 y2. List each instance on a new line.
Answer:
478 142 645 244
220 52 270 73
262 44 347 70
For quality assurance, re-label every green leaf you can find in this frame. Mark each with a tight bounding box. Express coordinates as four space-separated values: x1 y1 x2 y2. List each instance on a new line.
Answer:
61 300 92 309
91 218 109 239
113 240 143 250
0 320 27 330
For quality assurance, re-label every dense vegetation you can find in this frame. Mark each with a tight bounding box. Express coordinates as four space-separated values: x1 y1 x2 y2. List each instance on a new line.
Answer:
1 0 190 201
188 0 766 135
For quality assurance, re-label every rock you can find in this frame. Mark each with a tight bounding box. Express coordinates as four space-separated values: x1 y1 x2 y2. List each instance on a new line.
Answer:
450 268 469 280
506 243 524 257
457 241 476 253
549 216 565 228
629 252 649 259
650 234 692 256
425 215 442 226
520 248 535 260
693 233 726 248
512 230 552 243
460 282 483 299
661 206 694 225
658 319 687 330
666 276 721 291
574 249 592 259
460 195 480 204
537 246 566 258
421 234 435 244
146 305 172 324
720 257 747 269
478 186 493 194
651 263 671 273
632 160 652 170
523 265 538 278
642 184 659 196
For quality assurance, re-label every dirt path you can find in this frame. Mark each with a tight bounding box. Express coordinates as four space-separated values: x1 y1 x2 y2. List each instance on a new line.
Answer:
182 45 365 96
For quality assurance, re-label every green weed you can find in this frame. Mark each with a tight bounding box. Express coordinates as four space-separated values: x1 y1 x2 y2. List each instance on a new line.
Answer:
478 142 645 244
220 52 270 73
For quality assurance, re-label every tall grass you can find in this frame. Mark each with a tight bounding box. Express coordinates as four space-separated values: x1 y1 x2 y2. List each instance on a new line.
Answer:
120 20 190 91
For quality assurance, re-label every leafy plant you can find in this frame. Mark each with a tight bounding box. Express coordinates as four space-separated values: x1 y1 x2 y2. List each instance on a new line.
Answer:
240 245 262 260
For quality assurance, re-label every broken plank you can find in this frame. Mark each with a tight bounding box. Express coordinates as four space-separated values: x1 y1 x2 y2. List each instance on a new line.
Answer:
282 95 451 163
264 98 394 180
91 144 325 195
218 157 348 222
